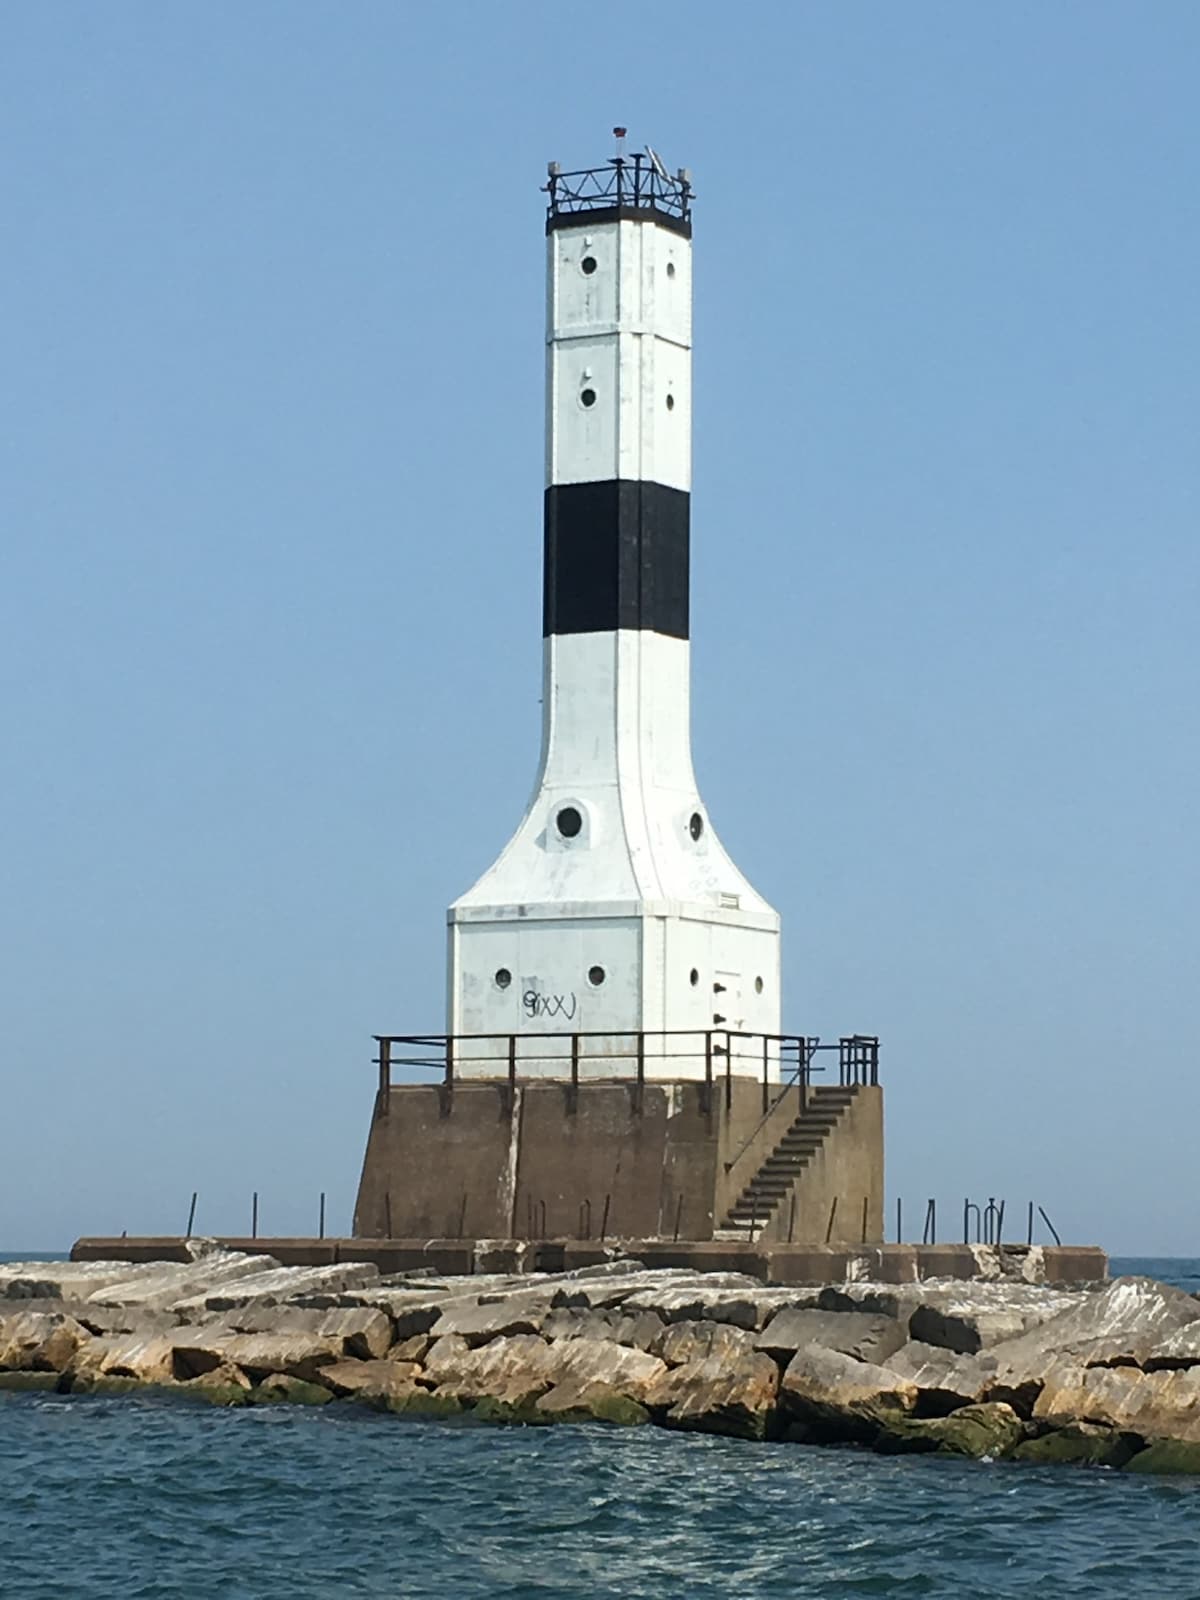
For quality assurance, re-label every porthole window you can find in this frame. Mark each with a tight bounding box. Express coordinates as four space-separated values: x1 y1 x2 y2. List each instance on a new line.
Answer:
588 965 606 987
556 805 583 839
688 811 704 841
495 968 512 990
580 388 596 408
581 256 597 275
666 393 675 411
755 976 764 995
666 261 676 278
689 968 700 987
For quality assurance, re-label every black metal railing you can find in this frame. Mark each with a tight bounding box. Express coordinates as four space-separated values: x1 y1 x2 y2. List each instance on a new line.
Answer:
545 154 692 226
892 1196 1064 1248
373 1029 878 1120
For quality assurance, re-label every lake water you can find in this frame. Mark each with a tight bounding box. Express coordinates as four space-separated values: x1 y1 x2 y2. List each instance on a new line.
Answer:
1 1255 1197 1598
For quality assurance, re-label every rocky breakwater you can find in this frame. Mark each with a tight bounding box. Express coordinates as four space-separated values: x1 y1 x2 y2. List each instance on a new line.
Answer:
4 1247 1200 1473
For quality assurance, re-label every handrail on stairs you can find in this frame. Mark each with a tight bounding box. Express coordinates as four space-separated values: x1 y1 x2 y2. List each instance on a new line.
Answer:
722 1034 880 1182
723 1037 823 1178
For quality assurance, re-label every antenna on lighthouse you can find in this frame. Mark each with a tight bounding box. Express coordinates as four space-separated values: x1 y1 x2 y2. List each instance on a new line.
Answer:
645 144 669 181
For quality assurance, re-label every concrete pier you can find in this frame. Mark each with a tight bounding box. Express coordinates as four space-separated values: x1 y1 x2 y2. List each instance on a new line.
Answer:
71 1236 1107 1285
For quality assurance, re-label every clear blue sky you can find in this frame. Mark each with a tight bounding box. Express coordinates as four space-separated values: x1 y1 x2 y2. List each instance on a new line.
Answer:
3 3 1196 1255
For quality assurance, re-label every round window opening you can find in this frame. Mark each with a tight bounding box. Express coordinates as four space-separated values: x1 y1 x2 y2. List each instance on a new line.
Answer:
689 811 704 841
588 965 606 987
556 805 583 839
495 968 512 990
689 967 700 987
580 388 596 408
581 256 597 275
666 261 676 278
755 976 764 995
666 393 675 411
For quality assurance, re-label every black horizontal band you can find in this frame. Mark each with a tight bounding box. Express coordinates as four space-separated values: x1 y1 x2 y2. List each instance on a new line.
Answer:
546 205 692 240
543 480 689 639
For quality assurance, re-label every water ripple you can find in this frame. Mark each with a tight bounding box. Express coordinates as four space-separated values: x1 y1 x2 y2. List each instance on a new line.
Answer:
1 1394 1198 1599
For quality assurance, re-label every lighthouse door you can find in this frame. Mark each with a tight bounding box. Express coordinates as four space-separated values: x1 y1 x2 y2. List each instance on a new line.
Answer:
712 970 743 1030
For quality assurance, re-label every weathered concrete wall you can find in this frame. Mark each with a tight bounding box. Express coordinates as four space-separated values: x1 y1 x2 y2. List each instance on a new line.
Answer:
354 1085 517 1239
353 1079 882 1245
355 1081 724 1241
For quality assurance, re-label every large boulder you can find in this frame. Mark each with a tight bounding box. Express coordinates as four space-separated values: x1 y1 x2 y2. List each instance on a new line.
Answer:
422 1334 475 1388
1031 1359 1200 1443
428 1334 667 1411
550 1271 761 1314
755 1309 906 1367
433 1334 556 1407
1124 1439 1200 1475
213 1306 394 1361
175 1263 380 1313
359 1293 450 1340
991 1278 1200 1374
84 1253 283 1312
428 1293 550 1347
908 1303 1031 1355
70 1331 179 1384
779 1347 917 1442
643 1351 780 1440
549 1338 667 1403
653 1320 759 1367
250 1374 333 1406
1012 1422 1141 1468
541 1308 665 1351
876 1402 1026 1459
171 1325 343 1383
0 1261 164 1302
0 1311 91 1373
620 1287 767 1330
1142 1323 1200 1372
534 1380 649 1426
317 1360 422 1401
886 1341 989 1414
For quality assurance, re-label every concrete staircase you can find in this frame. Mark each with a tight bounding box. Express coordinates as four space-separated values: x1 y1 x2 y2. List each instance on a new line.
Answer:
719 1084 860 1237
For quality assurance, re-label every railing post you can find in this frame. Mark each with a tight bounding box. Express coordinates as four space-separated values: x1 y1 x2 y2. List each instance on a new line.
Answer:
724 1033 732 1112
378 1037 391 1118
507 1033 517 1115
440 1033 454 1118
761 1034 769 1115
634 1031 645 1115
701 1029 713 1117
569 1032 579 1114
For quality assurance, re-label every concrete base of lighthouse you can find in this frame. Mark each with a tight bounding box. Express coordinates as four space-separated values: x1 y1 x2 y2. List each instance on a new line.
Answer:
352 1077 884 1246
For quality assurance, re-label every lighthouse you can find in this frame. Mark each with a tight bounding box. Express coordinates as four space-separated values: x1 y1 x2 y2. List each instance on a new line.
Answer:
447 139 781 1080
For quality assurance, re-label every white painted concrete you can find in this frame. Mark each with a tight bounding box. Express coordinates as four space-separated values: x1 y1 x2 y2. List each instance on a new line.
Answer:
449 200 781 1080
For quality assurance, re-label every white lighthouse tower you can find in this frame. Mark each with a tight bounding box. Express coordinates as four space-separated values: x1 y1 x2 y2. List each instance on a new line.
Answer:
447 139 780 1080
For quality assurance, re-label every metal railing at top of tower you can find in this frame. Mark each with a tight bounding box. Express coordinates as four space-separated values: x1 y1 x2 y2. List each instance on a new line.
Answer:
372 1029 879 1119
544 152 693 225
